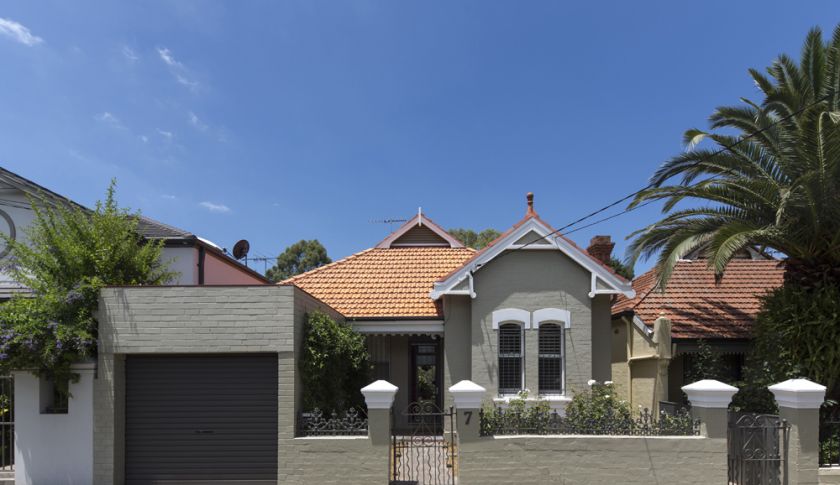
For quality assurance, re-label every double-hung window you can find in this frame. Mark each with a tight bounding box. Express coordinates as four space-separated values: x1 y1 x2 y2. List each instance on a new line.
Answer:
538 323 564 394
498 323 523 395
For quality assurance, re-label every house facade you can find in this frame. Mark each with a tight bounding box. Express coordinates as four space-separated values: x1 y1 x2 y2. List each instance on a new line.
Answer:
0 166 268 485
286 194 634 423
610 256 785 412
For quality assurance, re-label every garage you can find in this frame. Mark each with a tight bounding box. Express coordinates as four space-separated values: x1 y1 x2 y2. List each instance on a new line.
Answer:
125 354 278 485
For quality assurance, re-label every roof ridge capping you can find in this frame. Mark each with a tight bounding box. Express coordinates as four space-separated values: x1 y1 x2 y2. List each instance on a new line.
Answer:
430 192 635 300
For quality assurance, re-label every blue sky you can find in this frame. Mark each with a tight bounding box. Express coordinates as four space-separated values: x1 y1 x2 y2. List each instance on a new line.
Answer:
1 1 837 275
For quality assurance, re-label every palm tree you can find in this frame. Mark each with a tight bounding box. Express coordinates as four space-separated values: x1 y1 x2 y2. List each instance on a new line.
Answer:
627 25 840 288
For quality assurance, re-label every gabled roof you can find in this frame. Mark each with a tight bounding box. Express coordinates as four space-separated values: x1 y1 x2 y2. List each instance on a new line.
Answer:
0 165 269 283
431 194 634 300
612 259 785 339
283 247 475 318
282 210 474 318
376 212 464 248
0 166 195 243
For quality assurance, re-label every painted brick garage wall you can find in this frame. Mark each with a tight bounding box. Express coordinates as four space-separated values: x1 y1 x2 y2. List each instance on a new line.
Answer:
93 285 364 485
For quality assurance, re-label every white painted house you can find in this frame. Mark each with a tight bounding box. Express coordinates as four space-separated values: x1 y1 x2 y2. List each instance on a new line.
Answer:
0 166 269 485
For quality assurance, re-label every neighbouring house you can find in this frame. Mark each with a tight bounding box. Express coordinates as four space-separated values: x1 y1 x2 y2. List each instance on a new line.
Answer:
0 166 268 485
610 254 785 413
0 166 268 290
285 193 634 427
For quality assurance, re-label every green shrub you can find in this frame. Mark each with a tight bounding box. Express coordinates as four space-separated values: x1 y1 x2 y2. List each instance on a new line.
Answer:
479 390 552 435
732 281 840 411
0 182 174 389
300 311 370 413
565 381 633 432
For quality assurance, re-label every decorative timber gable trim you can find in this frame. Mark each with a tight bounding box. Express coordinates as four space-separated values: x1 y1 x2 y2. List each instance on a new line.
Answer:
430 215 635 300
375 210 464 249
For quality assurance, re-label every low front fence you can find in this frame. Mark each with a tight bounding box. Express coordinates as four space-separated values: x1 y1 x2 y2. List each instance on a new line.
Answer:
297 408 368 437
480 405 699 436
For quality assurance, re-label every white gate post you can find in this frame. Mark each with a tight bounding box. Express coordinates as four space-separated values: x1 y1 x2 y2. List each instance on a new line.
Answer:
682 379 737 439
361 380 398 447
769 378 826 485
448 380 486 443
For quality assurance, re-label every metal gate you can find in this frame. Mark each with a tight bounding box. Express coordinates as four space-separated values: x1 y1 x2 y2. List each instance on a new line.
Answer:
390 402 457 485
0 376 13 471
728 413 789 485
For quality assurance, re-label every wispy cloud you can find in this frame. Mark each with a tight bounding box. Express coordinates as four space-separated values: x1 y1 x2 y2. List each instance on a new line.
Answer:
157 46 200 91
121 45 139 62
199 201 231 213
156 47 182 68
188 111 208 131
95 112 126 129
156 128 173 139
138 135 149 143
161 194 178 200
0 18 43 46
176 74 199 89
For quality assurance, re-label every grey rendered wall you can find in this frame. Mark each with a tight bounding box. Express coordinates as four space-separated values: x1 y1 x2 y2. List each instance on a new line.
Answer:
443 295 472 407
94 285 342 485
459 435 727 484
590 295 612 382
821 468 840 484
469 250 595 396
278 438 384 484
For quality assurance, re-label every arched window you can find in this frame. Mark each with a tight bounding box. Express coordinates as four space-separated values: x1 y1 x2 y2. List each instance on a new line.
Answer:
538 323 564 394
498 323 523 395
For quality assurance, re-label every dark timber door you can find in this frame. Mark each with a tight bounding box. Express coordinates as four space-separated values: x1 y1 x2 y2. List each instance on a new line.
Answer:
125 354 278 485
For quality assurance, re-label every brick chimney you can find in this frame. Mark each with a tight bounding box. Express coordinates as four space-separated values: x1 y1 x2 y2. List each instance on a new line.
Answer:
586 235 615 265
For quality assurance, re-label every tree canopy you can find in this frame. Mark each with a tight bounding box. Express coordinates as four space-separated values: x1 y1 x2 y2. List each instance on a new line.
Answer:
606 258 634 280
265 239 331 283
0 181 174 386
448 228 501 249
627 25 840 289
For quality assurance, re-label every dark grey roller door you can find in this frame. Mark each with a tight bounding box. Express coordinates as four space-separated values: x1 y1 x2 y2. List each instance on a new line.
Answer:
125 354 278 485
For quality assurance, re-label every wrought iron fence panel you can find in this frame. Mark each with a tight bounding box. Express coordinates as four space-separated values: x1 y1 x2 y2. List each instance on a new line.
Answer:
479 405 699 436
297 408 368 436
0 375 13 471
820 406 840 467
391 401 456 485
728 412 789 485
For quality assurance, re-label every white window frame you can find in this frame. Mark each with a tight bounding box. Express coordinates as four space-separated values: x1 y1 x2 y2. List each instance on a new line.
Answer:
492 308 529 396
533 308 570 397
537 322 565 396
497 322 525 397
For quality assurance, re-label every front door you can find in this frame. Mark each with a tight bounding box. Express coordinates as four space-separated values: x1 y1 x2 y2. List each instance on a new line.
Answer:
410 340 442 410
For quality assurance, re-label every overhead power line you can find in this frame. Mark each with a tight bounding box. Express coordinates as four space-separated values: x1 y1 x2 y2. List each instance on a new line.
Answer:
505 94 831 255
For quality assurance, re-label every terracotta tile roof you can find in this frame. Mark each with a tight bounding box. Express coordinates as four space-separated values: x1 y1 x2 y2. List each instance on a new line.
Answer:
282 247 475 318
613 260 785 339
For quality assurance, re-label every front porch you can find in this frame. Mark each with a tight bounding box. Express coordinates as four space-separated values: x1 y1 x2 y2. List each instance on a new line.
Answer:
365 332 446 433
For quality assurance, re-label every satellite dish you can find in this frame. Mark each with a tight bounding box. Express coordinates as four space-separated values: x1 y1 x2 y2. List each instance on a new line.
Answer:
232 239 250 260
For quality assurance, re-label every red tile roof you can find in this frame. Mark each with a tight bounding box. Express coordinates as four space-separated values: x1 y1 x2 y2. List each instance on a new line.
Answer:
282 247 475 319
612 260 785 339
